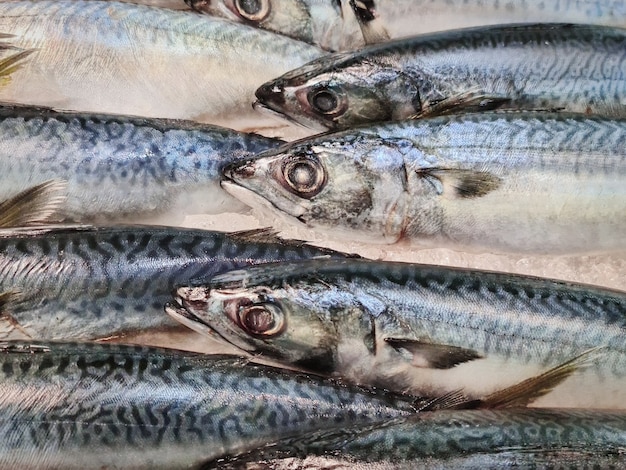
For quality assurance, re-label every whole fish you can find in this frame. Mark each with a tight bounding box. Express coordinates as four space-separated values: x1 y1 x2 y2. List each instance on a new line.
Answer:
0 225 343 341
186 0 363 51
0 341 422 469
0 1 323 134
350 0 626 45
255 24 626 130
210 408 626 469
221 113 626 254
168 258 626 408
0 105 280 223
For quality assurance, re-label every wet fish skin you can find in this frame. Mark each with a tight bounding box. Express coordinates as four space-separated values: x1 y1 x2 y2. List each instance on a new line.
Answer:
0 105 280 223
0 225 343 341
0 1 323 132
352 0 626 43
171 258 626 408
0 341 420 469
255 23 626 130
187 0 363 51
222 113 626 254
211 408 626 469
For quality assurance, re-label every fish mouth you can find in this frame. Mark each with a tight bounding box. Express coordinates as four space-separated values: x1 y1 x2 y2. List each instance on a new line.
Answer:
220 180 308 224
252 100 311 129
164 298 235 347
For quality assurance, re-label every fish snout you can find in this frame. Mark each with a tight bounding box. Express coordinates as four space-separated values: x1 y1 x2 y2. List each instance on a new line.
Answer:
223 160 258 182
255 80 286 107
176 286 211 312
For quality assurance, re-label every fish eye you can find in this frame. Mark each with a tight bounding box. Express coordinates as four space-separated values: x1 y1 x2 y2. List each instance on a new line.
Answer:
281 154 326 198
237 304 285 338
307 87 346 116
234 0 270 21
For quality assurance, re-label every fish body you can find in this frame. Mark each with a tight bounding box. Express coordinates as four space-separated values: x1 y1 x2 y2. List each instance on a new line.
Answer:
354 0 626 43
0 1 323 133
0 341 419 469
187 0 363 51
0 105 280 223
222 113 626 254
0 225 342 341
212 408 626 469
170 258 626 408
255 24 626 130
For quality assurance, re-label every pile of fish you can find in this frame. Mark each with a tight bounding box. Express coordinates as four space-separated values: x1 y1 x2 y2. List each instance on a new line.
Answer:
0 0 624 468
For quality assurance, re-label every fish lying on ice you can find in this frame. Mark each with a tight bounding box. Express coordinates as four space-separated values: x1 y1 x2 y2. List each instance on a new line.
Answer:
0 1 323 134
0 225 344 341
221 113 626 254
0 105 281 224
255 24 626 130
168 258 626 408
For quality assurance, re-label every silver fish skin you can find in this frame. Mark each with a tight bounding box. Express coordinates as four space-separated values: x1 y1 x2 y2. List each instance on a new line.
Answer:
221 113 626 254
122 0 190 9
0 1 323 133
171 258 626 408
211 408 626 469
0 341 420 469
255 23 626 130
0 225 343 341
0 105 281 223
186 0 364 52
352 0 626 43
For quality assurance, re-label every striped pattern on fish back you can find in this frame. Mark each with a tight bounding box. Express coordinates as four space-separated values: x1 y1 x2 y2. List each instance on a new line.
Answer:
0 227 340 339
0 342 414 468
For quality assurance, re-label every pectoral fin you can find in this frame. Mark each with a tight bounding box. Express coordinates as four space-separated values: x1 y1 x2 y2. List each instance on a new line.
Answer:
349 0 391 44
0 32 34 86
385 338 482 369
0 180 68 228
416 168 501 199
410 89 512 120
479 348 603 409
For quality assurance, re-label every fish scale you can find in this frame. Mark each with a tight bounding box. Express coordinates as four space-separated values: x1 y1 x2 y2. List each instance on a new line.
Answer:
0 225 343 341
0 105 281 223
0 341 418 469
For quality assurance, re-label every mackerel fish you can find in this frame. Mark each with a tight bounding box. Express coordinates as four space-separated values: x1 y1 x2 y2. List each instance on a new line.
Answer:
0 341 422 469
187 0 364 51
0 225 343 341
0 105 280 224
0 1 323 133
255 23 626 130
168 258 626 408
350 0 626 45
211 408 626 469
221 113 626 254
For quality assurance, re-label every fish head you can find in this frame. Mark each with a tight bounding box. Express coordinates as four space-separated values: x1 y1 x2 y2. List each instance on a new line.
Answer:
222 135 409 244
187 0 363 51
169 268 354 371
255 54 414 130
